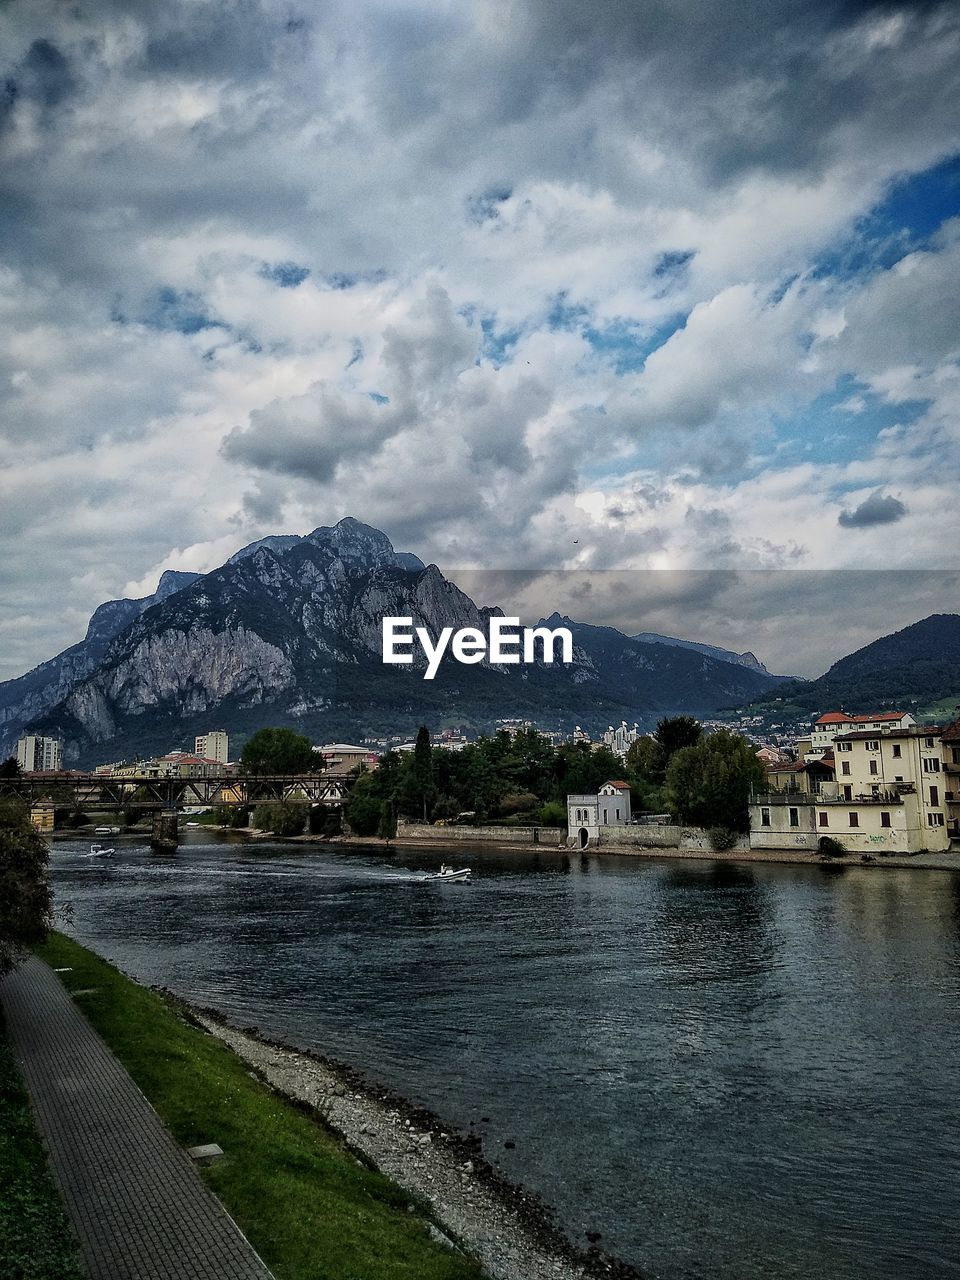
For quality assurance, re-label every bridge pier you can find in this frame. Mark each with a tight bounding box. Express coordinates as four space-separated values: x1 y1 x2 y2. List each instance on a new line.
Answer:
151 810 179 852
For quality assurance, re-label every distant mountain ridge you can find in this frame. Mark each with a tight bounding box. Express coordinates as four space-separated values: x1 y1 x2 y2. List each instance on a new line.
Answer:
0 518 789 766
750 614 960 714
633 631 769 672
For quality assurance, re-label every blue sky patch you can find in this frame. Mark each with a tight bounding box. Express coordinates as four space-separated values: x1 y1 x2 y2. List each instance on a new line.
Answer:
260 261 310 288
814 153 960 282
141 287 223 334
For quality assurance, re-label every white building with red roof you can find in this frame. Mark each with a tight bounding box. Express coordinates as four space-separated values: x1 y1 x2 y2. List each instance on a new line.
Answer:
567 780 632 844
808 711 915 758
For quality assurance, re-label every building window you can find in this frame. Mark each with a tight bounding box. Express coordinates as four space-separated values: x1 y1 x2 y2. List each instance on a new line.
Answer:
952 748 960 765
761 808 771 827
892 744 902 758
841 761 851 776
869 761 878 775
923 758 941 773
924 737 936 748
837 741 851 752
881 812 892 828
818 812 828 827
866 740 879 751
928 813 944 827
848 812 859 828
789 808 799 827
930 787 939 806
616 808 620 819
843 785 853 801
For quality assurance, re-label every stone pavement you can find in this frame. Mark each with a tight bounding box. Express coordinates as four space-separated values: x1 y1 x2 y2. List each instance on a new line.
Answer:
1 956 274 1280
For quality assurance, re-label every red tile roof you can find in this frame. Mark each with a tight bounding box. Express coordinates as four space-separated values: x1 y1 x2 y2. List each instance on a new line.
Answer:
815 710 907 726
603 780 631 790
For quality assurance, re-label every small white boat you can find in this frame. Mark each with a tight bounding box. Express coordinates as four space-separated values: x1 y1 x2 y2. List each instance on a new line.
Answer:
420 864 471 883
94 825 120 836
86 844 116 858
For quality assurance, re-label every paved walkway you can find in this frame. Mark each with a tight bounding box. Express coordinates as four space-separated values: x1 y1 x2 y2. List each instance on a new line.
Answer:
1 956 273 1280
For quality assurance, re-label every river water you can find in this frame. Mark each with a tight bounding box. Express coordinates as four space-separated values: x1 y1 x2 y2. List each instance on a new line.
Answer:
49 835 960 1280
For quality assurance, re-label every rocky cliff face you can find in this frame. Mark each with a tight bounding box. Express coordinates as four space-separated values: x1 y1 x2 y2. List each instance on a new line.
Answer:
0 569 200 750
4 518 789 766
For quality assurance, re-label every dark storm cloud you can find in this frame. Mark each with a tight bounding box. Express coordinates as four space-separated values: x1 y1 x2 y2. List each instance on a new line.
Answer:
838 490 909 527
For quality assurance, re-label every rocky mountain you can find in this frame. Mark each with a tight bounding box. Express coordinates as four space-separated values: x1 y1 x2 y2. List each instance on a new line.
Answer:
633 631 769 672
750 613 960 715
2 518 790 766
0 568 199 750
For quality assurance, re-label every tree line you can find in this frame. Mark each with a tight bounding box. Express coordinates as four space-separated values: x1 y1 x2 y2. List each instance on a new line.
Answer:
342 717 764 839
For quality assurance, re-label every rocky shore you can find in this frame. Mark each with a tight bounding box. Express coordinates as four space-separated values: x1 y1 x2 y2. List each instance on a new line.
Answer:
189 1009 643 1280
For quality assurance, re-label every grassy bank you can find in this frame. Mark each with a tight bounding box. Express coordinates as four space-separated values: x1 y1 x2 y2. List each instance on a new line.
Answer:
0 1009 85 1280
36 934 484 1280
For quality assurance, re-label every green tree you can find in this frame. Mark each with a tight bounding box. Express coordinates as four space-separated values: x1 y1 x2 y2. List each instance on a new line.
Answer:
411 725 434 820
0 756 22 779
654 716 702 767
345 772 385 836
665 729 764 833
377 800 397 842
251 802 306 837
240 728 320 775
624 734 659 780
0 801 54 975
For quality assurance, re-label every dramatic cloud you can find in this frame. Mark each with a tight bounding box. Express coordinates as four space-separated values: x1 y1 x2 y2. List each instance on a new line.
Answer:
1 0 959 678
838 490 909 527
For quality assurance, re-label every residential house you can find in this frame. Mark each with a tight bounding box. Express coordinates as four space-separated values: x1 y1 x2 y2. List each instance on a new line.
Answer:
751 725 949 854
567 781 632 846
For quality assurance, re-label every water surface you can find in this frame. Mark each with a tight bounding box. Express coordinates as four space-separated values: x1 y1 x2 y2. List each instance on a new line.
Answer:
49 836 960 1279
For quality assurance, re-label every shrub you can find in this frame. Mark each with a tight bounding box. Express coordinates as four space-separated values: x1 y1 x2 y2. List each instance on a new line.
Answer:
0 801 54 975
708 826 739 852
818 835 846 858
251 803 306 837
537 800 568 828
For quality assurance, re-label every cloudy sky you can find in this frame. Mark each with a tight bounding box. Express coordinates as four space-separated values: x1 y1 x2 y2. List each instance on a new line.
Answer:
2 0 959 680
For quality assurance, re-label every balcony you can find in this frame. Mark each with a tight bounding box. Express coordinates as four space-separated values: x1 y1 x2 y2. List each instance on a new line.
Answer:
753 788 905 807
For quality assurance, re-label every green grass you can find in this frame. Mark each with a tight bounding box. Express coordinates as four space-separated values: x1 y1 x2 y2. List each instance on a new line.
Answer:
36 934 484 1280
917 695 960 722
0 1008 85 1280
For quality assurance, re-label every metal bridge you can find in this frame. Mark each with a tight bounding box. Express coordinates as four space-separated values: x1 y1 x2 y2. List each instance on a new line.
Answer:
0 771 349 813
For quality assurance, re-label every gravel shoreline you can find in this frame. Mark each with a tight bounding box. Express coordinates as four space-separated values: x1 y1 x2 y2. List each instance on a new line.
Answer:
186 1007 645 1280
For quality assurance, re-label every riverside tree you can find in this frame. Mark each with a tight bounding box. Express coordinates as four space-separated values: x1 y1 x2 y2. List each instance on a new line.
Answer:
240 727 320 774
0 801 54 975
665 728 765 833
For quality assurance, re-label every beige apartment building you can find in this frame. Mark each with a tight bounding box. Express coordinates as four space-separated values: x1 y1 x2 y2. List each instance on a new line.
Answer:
195 730 230 763
752 724 951 855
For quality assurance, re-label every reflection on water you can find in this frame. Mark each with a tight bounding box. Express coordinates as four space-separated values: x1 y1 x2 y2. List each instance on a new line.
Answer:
48 837 960 1280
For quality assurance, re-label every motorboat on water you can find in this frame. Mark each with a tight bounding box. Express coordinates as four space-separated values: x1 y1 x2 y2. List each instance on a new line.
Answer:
419 863 471 883
86 844 116 858
94 825 120 836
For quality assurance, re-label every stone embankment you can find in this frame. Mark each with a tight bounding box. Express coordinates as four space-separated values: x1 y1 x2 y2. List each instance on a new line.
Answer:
194 1013 643 1280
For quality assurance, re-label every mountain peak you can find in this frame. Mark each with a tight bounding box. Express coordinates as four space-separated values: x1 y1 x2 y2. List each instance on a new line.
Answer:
304 518 425 571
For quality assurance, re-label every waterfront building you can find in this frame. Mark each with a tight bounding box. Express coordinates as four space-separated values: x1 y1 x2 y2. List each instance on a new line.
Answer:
315 743 380 776
752 725 949 854
567 781 632 844
942 718 960 839
807 710 915 760
15 734 63 773
764 754 835 795
195 730 230 763
109 753 225 779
